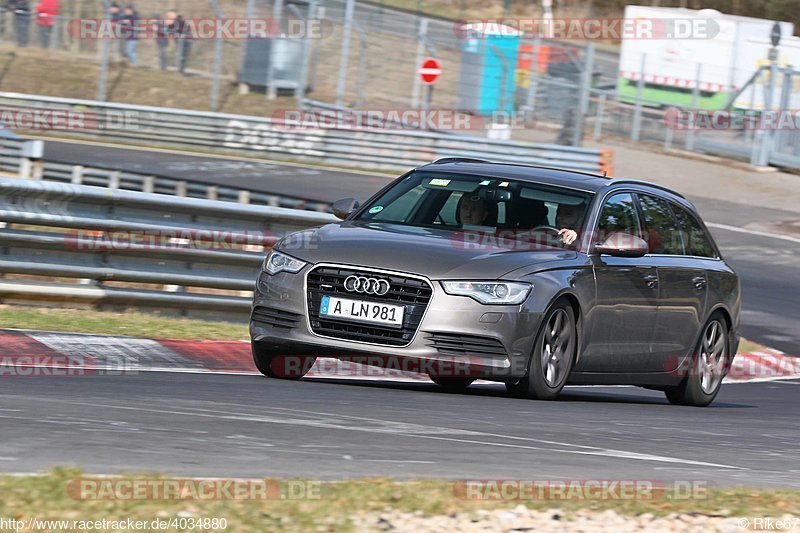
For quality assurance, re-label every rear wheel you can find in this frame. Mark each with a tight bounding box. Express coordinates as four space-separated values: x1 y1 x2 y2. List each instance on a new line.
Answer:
664 314 729 407
251 344 316 380
430 376 475 392
506 300 576 400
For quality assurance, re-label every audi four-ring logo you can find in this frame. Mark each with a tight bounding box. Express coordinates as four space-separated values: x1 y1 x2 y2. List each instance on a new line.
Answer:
343 275 391 296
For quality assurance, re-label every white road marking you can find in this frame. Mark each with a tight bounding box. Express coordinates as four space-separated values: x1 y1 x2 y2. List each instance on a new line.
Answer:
39 399 744 471
706 222 800 245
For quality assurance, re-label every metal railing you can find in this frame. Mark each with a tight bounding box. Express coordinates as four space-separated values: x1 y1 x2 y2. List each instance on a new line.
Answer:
0 92 614 175
0 176 336 321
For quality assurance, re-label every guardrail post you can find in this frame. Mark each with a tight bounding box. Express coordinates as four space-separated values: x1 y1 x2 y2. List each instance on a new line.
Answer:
31 161 44 180
267 195 280 207
175 181 188 197
18 158 32 180
238 190 251 204
108 171 121 189
206 186 219 200
142 176 155 193
71 166 84 184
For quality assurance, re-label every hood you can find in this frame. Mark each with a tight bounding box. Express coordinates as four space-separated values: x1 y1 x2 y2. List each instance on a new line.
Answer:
277 222 577 279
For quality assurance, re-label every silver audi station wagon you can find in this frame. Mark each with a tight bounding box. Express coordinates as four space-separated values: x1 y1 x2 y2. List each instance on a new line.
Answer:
250 159 740 407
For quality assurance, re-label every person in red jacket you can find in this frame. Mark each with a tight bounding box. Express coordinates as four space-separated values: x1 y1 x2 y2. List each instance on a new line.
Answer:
35 0 58 48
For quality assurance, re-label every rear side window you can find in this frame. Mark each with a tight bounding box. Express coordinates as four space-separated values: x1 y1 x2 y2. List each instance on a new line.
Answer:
596 193 640 242
671 203 718 258
637 194 684 255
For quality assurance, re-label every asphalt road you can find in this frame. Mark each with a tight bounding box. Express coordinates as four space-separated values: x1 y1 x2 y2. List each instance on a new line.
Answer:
1 372 798 486
43 141 395 204
43 139 800 354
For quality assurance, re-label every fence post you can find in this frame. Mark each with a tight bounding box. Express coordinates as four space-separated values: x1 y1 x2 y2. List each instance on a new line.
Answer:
752 62 777 167
175 181 188 197
411 18 428 108
685 62 702 152
97 0 111 101
335 0 355 107
572 42 594 147
631 53 646 142
142 176 155 193
238 190 251 204
206 186 219 200
208 0 224 111
593 92 606 141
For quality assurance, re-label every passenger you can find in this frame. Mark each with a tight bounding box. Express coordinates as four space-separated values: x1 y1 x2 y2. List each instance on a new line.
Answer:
556 203 583 245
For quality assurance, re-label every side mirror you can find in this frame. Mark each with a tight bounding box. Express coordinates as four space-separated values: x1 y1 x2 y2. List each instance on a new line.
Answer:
332 198 360 220
595 232 649 258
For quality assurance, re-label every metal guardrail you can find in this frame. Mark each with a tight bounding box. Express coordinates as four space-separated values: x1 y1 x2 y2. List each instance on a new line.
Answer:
0 138 332 212
0 92 613 175
0 177 336 321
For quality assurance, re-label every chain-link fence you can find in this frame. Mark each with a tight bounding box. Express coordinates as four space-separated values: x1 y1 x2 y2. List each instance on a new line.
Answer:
1 1 799 171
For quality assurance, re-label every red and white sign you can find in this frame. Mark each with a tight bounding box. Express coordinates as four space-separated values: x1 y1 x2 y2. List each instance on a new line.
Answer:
419 58 441 84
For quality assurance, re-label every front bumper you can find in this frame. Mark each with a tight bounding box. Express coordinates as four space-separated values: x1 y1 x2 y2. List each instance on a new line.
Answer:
249 265 542 380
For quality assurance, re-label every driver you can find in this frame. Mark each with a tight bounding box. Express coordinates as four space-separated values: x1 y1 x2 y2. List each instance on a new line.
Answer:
458 195 490 226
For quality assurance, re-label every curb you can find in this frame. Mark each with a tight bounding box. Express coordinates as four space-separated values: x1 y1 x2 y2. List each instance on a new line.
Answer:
0 329 797 383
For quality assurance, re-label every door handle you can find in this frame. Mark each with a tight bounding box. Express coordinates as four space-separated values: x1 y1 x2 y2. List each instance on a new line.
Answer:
642 274 658 288
692 276 707 289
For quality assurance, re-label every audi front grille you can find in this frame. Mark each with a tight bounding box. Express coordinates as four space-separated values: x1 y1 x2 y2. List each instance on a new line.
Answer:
306 265 433 347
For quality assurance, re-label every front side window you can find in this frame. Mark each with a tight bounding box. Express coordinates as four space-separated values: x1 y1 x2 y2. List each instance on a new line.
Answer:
637 194 684 255
671 203 718 258
596 193 640 244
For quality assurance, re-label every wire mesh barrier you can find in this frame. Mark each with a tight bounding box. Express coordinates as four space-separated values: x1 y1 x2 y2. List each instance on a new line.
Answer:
0 176 336 319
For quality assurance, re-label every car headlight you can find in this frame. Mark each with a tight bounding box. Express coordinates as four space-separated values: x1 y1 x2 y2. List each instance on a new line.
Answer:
441 281 531 305
264 250 307 275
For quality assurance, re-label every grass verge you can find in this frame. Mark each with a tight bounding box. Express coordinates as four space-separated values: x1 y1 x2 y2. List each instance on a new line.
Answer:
1 469 798 532
0 305 247 340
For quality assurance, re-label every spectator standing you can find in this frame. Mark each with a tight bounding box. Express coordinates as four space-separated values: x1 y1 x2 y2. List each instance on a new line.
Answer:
6 0 30 47
174 13 192 74
120 4 138 64
34 0 57 49
108 2 124 58
153 12 168 70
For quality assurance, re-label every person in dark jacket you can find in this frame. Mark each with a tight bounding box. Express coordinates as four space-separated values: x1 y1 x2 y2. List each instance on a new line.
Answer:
108 2 124 58
174 13 192 74
119 4 138 64
6 0 31 47
34 0 57 48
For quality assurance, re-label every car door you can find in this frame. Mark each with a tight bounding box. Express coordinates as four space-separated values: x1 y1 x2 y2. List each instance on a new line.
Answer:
578 192 660 373
636 193 707 372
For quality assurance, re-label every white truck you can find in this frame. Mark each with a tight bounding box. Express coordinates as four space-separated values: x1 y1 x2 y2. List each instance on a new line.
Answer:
617 5 800 109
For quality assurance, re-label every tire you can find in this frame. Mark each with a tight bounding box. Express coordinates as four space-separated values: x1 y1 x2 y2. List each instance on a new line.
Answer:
430 376 475 392
664 313 729 407
506 300 576 400
251 344 316 380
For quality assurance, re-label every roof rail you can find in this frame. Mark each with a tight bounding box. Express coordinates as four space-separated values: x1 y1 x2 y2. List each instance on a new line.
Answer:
430 157 491 165
427 158 610 180
609 179 686 199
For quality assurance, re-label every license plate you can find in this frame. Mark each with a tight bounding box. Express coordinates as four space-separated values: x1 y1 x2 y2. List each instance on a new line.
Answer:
320 296 404 327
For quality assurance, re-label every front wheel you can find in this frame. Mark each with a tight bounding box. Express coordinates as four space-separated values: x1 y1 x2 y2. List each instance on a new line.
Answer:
506 300 576 400
252 344 316 380
664 314 729 407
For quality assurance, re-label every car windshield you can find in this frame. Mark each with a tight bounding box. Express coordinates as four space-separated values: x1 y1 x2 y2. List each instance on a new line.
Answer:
354 171 593 249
